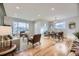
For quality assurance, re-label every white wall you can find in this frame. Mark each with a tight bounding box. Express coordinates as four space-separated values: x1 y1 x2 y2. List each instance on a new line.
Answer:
4 16 35 35
0 4 6 25
4 16 49 35
54 16 79 35
34 20 49 34
34 21 41 34
66 17 79 33
65 16 79 34
4 16 79 35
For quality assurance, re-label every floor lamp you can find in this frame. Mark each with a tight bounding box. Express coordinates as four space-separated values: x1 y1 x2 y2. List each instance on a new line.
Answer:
0 26 12 48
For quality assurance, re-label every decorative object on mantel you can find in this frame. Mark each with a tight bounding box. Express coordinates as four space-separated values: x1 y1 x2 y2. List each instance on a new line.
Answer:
69 22 76 29
0 26 12 48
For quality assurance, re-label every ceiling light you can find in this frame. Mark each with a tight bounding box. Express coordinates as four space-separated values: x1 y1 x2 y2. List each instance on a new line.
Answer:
16 6 20 9
51 8 55 11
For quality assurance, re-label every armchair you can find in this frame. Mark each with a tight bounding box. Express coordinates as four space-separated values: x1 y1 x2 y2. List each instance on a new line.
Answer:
28 34 41 48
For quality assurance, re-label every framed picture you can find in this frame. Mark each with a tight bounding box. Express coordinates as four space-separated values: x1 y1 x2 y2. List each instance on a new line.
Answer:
69 22 76 29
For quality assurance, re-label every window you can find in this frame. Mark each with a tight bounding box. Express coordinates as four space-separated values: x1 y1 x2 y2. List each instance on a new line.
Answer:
54 22 65 29
12 21 29 35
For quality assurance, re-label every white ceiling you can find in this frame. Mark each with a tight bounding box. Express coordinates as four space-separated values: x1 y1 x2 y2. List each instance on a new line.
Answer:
3 3 78 21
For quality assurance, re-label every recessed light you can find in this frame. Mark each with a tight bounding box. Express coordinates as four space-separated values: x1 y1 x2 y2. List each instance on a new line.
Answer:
51 8 55 11
16 6 20 9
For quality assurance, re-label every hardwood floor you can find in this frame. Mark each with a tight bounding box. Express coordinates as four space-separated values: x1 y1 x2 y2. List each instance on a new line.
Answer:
15 37 73 56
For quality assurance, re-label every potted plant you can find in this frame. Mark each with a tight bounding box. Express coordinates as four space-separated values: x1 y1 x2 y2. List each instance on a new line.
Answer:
74 32 79 39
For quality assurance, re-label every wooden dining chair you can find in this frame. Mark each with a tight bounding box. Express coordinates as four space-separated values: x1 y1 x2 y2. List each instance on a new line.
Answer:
28 34 41 48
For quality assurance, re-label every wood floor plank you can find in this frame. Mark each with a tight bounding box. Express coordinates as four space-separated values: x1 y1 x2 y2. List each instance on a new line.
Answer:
15 37 73 56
